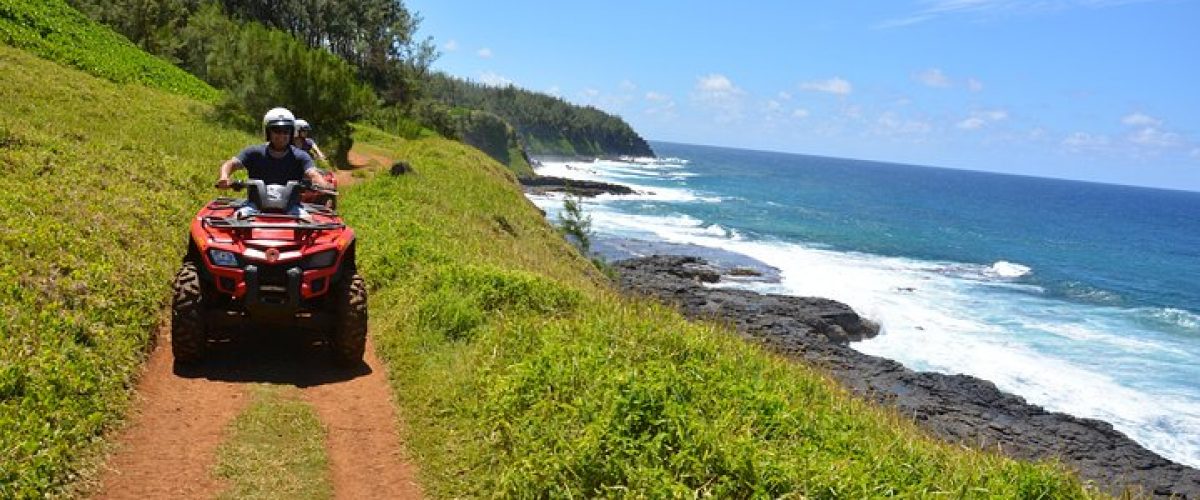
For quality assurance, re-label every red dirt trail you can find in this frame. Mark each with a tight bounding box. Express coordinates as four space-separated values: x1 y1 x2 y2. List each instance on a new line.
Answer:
92 327 422 499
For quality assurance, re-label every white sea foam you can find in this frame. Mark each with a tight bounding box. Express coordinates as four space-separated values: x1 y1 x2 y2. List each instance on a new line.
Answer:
1141 307 1200 332
988 260 1032 278
535 160 719 204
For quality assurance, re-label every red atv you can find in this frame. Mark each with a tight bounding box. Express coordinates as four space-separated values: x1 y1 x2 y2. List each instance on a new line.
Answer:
171 179 366 366
301 168 338 208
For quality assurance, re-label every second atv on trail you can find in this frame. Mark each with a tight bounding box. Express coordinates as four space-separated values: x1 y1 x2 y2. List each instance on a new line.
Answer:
171 179 366 366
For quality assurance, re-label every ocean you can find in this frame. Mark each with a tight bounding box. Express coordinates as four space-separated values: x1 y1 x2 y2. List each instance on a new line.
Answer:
526 141 1200 468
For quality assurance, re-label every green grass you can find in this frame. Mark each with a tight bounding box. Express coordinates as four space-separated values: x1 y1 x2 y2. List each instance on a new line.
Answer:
507 142 535 178
0 0 217 101
340 131 1100 498
215 386 332 500
0 45 252 496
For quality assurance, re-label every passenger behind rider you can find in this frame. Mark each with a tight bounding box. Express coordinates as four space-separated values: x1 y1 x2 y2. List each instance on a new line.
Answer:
216 108 331 220
292 119 327 162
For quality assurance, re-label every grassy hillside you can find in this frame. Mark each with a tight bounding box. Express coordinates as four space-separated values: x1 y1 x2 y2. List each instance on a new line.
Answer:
0 45 249 496
342 135 1096 497
2 21 1094 498
0 0 217 101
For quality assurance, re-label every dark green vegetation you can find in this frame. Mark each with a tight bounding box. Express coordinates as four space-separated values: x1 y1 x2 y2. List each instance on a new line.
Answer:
67 0 434 107
215 386 332 499
0 0 216 100
426 72 655 158
203 14 376 165
62 0 650 171
61 0 423 166
0 45 254 496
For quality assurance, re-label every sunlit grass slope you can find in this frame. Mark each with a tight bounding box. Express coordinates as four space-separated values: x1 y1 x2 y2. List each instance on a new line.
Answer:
342 132 1098 498
0 0 217 101
0 45 251 496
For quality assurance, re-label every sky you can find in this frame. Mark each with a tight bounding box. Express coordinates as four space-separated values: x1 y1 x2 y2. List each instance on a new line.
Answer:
404 1 1199 191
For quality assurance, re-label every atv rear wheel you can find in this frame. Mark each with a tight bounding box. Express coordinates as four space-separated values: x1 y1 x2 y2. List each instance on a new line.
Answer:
331 273 367 366
171 262 208 364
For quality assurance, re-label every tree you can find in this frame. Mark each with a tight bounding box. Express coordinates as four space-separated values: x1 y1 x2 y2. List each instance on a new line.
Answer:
558 195 592 255
206 21 377 167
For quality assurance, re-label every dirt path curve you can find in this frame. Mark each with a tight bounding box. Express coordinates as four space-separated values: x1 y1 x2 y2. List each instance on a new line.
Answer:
93 328 422 499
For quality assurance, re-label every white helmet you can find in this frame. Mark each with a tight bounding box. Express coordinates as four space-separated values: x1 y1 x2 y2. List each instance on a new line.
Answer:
262 107 295 141
294 119 312 135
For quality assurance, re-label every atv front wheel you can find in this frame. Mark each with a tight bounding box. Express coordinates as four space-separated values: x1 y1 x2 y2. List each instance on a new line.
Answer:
331 273 367 366
171 262 208 364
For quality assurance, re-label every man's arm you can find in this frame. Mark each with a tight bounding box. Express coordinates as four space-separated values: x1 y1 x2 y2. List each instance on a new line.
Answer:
310 140 327 162
217 157 243 189
306 167 332 190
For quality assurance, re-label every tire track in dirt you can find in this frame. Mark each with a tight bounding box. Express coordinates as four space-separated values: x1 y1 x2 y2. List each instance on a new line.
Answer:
93 329 422 499
303 338 423 500
92 327 247 499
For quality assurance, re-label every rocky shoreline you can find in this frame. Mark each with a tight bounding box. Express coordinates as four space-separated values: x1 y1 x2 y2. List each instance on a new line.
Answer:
615 255 1200 498
519 175 637 197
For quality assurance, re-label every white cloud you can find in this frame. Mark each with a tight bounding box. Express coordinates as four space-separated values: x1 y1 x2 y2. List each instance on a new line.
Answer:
644 92 677 119
619 80 637 91
877 111 932 135
800 77 853 95
1122 112 1161 127
582 88 600 98
546 86 561 97
982 110 1008 120
957 117 986 130
967 78 984 92
692 74 745 123
792 108 810 119
697 74 739 94
1129 127 1181 148
766 100 783 112
777 91 793 101
878 0 1154 29
478 71 513 87
477 47 493 58
1062 132 1110 151
916 68 951 88
443 39 458 52
645 91 670 102
956 109 1008 130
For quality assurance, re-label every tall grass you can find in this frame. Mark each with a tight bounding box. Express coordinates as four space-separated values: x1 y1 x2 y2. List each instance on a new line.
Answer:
0 45 251 496
341 132 1098 498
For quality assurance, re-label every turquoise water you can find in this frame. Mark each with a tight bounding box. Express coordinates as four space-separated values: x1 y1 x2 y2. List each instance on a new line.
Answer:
529 141 1200 467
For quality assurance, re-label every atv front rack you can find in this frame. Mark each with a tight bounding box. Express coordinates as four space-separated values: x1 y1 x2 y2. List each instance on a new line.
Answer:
207 198 337 216
203 216 345 231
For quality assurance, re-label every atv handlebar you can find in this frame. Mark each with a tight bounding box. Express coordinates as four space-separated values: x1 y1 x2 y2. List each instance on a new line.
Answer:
215 179 337 196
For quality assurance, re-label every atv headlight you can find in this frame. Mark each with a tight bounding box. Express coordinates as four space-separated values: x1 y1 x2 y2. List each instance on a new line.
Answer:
208 249 240 267
302 249 338 269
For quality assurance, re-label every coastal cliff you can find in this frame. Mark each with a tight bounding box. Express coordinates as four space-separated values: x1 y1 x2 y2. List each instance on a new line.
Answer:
616 255 1200 498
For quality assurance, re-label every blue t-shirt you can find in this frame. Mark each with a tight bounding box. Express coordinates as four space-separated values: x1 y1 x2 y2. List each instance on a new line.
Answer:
295 137 317 152
235 144 315 185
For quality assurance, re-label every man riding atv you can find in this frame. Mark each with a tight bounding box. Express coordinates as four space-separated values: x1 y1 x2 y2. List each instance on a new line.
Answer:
170 107 366 367
218 108 332 218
